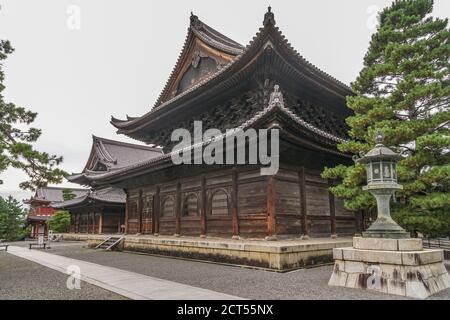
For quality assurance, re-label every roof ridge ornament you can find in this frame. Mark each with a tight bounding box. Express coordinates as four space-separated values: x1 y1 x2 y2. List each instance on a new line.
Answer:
190 11 202 29
263 6 276 27
268 84 284 107
375 131 384 146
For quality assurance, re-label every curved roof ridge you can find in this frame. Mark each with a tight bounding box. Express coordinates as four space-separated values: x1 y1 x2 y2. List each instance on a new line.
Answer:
92 135 163 152
151 13 243 108
93 137 116 165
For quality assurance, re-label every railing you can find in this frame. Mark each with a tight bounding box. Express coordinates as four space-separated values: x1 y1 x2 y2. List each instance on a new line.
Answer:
423 238 450 250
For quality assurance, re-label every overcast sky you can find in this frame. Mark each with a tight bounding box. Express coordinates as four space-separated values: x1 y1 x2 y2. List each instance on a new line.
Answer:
0 0 449 201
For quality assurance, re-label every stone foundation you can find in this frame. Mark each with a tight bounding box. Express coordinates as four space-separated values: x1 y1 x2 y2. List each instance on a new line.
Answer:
329 237 450 299
59 233 352 271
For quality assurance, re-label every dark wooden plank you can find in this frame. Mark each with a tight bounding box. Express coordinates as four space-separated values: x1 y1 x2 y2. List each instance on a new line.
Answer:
267 176 276 236
154 186 160 235
200 174 206 236
299 167 308 236
175 182 181 236
138 189 143 234
232 168 239 237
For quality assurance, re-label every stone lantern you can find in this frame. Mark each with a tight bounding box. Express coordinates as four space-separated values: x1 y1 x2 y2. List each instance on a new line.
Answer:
328 131 450 299
354 132 409 239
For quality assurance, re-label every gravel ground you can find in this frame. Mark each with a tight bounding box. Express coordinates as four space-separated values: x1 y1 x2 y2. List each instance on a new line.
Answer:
3 241 449 300
32 241 450 300
0 250 126 300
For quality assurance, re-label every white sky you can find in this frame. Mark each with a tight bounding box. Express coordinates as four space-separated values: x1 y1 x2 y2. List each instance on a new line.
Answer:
0 0 449 201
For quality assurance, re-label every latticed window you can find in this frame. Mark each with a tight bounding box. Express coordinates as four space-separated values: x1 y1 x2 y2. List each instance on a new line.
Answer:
210 190 230 216
182 194 199 216
128 201 138 219
161 196 175 217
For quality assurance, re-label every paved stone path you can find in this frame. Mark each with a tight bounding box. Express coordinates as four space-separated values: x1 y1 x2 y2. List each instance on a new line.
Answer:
7 246 243 300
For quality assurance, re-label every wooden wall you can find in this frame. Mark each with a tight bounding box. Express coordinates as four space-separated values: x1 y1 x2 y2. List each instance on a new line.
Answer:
70 212 100 234
124 166 357 238
70 209 125 234
274 167 356 237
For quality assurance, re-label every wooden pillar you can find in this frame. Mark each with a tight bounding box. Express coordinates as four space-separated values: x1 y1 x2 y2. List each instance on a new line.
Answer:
124 190 129 234
200 175 207 237
98 209 103 234
118 210 122 233
92 212 96 234
151 195 155 235
266 175 276 238
154 186 160 235
94 212 97 234
328 179 337 237
138 189 143 234
231 168 239 238
175 183 181 236
299 167 308 237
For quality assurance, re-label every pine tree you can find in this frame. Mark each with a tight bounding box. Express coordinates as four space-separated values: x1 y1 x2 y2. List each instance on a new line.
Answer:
62 189 76 201
322 0 449 236
0 196 28 241
0 39 67 190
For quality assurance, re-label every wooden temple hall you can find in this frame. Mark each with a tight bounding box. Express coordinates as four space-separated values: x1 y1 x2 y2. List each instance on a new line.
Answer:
65 8 360 239
54 136 163 234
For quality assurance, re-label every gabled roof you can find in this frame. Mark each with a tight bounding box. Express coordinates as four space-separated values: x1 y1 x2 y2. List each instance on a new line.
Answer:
153 13 244 107
52 187 126 209
111 7 353 143
68 136 163 186
27 187 88 204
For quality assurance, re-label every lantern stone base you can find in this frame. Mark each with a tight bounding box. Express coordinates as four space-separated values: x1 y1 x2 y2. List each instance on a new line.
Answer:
329 237 450 299
361 217 410 239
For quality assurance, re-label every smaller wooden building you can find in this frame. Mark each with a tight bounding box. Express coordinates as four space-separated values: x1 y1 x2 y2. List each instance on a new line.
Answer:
54 187 126 234
55 136 163 234
25 187 88 238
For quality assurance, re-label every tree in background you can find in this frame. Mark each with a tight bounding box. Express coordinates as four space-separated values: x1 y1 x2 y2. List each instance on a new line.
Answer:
47 211 71 233
0 196 28 241
0 39 67 191
62 189 77 201
322 0 449 237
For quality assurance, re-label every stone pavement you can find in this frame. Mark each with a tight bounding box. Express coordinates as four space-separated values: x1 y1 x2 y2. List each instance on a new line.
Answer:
7 246 243 300
0 253 125 300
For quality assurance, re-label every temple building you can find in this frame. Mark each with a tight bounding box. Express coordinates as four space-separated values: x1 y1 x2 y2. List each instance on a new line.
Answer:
73 8 360 239
54 136 163 234
25 187 88 238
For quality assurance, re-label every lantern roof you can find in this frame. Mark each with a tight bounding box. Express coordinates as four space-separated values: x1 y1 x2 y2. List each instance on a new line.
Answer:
355 132 403 164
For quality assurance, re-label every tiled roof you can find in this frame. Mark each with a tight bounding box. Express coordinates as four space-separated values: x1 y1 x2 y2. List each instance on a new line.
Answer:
52 187 126 209
27 215 52 222
91 136 163 169
68 136 163 186
153 13 244 107
32 187 88 203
